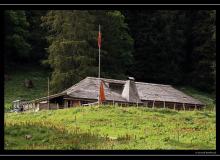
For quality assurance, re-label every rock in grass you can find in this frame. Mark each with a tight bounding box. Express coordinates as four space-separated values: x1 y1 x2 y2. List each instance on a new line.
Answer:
108 136 117 140
4 74 11 81
25 135 32 140
24 79 34 88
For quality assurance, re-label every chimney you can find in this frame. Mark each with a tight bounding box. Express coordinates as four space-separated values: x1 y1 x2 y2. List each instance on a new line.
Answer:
128 77 135 81
122 77 141 103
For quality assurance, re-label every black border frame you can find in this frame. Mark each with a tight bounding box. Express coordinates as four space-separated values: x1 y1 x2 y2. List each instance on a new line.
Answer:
0 0 220 4
1 3 219 156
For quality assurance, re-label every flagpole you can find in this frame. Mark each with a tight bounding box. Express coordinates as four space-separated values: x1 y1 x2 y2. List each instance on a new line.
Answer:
98 24 101 106
99 24 100 80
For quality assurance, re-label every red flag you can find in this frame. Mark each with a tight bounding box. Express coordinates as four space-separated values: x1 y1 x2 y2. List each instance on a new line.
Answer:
99 81 105 103
98 30 101 48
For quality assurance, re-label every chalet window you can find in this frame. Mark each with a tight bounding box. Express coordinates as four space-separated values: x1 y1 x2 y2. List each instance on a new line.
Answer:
109 83 124 94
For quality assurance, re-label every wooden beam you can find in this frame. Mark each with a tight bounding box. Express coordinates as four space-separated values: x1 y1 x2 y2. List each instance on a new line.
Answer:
174 103 176 110
153 100 155 109
163 101 165 109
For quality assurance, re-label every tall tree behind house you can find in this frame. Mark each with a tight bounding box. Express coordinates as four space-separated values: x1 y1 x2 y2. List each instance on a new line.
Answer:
42 10 133 93
188 10 216 93
4 10 48 70
42 10 97 93
123 10 188 84
90 10 134 80
25 10 48 64
123 10 216 94
4 10 31 68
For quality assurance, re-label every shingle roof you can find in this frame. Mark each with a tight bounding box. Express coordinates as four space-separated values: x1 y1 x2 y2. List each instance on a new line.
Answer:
136 82 203 104
66 77 127 102
62 77 203 105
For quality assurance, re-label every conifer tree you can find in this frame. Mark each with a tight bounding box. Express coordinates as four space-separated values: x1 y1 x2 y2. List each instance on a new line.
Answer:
189 10 216 93
42 10 97 92
90 10 134 79
4 10 31 68
42 10 133 92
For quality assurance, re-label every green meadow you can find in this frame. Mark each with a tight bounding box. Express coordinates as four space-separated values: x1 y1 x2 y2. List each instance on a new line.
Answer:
5 106 216 150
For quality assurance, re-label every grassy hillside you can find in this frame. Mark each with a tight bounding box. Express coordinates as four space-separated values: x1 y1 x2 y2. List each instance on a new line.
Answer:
5 106 215 150
4 65 49 111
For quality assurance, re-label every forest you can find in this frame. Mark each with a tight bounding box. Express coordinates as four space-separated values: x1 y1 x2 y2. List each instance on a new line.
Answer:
4 10 216 98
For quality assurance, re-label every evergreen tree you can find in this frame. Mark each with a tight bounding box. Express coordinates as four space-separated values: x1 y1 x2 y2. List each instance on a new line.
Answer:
4 10 31 68
25 10 48 64
189 10 216 93
123 10 216 94
42 10 133 92
42 10 97 92
123 10 187 84
90 10 134 79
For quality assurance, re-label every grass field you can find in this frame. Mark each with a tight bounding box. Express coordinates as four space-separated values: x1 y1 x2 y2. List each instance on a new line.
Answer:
5 106 216 150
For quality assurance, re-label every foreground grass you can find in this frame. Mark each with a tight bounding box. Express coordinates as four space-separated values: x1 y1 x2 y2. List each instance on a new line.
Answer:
5 124 115 150
5 106 216 150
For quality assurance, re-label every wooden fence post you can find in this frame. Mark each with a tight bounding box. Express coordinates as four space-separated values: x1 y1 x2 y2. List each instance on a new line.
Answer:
153 100 155 109
194 104 197 111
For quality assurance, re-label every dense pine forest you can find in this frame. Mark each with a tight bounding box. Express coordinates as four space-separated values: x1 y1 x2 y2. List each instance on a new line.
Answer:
4 10 216 98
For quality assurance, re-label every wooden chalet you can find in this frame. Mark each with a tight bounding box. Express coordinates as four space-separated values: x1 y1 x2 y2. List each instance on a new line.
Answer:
22 77 204 111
